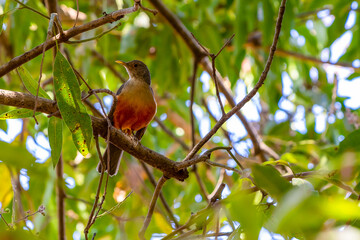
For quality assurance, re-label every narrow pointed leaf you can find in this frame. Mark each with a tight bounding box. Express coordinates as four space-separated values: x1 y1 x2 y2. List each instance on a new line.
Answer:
48 117 63 167
17 66 51 99
53 52 92 156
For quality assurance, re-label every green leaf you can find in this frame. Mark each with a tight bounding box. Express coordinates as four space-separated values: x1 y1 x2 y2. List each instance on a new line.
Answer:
53 52 92 156
338 129 360 153
266 187 322 235
225 191 262 240
0 164 13 208
347 72 360 81
252 164 292 201
0 118 7 131
320 196 360 220
48 117 63 167
0 14 4 35
17 66 51 99
0 141 35 169
0 108 41 119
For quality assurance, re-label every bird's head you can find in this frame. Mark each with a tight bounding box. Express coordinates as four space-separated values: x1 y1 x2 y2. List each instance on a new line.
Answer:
116 60 151 85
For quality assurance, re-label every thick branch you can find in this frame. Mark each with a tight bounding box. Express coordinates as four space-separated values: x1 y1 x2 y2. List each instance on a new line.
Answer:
0 3 141 77
0 89 188 181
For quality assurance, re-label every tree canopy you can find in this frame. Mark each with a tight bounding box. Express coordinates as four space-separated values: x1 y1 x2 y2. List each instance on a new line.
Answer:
0 0 360 239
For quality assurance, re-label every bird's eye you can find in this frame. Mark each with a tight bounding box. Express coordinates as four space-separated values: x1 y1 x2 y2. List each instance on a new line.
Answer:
134 64 138 67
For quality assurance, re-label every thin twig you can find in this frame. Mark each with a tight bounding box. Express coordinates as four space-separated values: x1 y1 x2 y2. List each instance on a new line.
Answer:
205 160 243 175
189 58 199 148
33 13 57 124
178 146 232 169
66 193 132 222
210 34 235 116
182 0 287 163
172 229 197 240
12 0 50 19
73 0 80 27
67 22 121 44
226 149 245 170
82 88 117 101
56 155 66 240
137 0 158 15
193 166 210 203
176 232 232 240
96 191 133 218
10 205 45 226
139 175 168 239
191 33 234 116
90 125 112 226
84 135 105 240
1 214 12 229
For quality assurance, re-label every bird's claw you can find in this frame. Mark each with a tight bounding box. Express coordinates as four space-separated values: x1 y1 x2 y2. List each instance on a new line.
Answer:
122 129 140 145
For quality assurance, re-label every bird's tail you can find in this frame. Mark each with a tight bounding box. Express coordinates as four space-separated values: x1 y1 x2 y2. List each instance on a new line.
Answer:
97 143 123 176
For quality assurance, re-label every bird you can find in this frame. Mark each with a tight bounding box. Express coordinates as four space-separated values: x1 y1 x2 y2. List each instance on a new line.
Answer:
97 60 157 176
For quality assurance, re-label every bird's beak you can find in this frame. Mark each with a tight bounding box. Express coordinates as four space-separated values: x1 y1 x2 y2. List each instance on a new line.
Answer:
115 60 127 66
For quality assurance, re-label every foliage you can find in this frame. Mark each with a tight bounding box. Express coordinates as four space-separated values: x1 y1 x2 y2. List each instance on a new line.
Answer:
0 0 360 239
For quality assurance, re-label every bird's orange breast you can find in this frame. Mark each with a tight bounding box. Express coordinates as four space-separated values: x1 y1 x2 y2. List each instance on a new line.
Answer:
113 83 156 132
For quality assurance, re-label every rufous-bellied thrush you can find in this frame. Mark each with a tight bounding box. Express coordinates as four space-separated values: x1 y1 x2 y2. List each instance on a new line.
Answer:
97 60 157 176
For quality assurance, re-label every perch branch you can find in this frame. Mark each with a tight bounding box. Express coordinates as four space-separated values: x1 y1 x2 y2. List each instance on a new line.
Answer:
0 89 188 181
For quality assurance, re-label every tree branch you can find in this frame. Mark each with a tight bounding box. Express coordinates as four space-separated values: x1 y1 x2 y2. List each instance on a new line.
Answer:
0 89 188 181
0 1 148 77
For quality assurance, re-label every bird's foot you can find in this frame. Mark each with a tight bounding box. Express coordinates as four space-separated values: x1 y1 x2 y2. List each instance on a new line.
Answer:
123 129 132 136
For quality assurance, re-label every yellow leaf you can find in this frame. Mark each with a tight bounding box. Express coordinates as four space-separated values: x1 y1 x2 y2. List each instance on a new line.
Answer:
154 212 173 234
0 164 13 208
